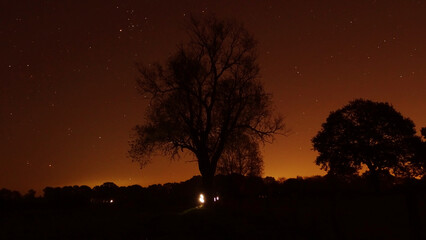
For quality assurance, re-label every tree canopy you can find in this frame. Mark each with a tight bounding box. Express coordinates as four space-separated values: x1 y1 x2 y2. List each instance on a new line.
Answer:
129 15 283 202
412 127 426 177
216 133 263 177
312 99 420 179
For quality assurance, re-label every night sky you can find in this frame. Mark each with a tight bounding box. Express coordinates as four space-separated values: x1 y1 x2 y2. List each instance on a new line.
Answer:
1 0 425 194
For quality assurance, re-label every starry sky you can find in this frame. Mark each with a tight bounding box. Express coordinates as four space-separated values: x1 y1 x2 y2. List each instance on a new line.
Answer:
1 0 425 194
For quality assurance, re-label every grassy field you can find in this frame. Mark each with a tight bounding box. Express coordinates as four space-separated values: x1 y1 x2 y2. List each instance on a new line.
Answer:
1 193 425 239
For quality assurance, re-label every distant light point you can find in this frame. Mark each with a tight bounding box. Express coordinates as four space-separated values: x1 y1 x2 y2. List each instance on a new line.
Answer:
67 127 73 136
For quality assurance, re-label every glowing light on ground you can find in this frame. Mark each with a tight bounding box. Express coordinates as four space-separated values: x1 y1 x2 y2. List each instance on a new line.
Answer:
199 194 205 204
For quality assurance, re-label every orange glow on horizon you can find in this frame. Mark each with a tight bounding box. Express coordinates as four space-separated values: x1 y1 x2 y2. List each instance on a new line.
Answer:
1 1 425 195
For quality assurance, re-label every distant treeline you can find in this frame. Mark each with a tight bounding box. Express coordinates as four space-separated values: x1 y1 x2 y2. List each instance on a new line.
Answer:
1 174 425 211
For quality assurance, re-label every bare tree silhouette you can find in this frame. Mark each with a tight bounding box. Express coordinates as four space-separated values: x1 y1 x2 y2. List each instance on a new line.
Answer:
217 134 263 177
129 15 283 204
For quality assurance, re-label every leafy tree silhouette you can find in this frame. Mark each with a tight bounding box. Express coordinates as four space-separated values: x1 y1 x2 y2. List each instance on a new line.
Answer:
312 99 420 188
411 127 426 178
129 15 283 205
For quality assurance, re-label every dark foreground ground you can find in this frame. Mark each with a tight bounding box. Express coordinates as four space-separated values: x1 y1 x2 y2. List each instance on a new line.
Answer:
1 193 426 240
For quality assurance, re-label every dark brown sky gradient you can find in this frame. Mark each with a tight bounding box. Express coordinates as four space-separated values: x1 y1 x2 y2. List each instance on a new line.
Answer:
1 0 425 194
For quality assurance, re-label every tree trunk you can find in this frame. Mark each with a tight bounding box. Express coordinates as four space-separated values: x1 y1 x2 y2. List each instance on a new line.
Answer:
198 153 215 207
198 149 221 207
201 172 214 207
371 172 380 193
365 164 380 193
